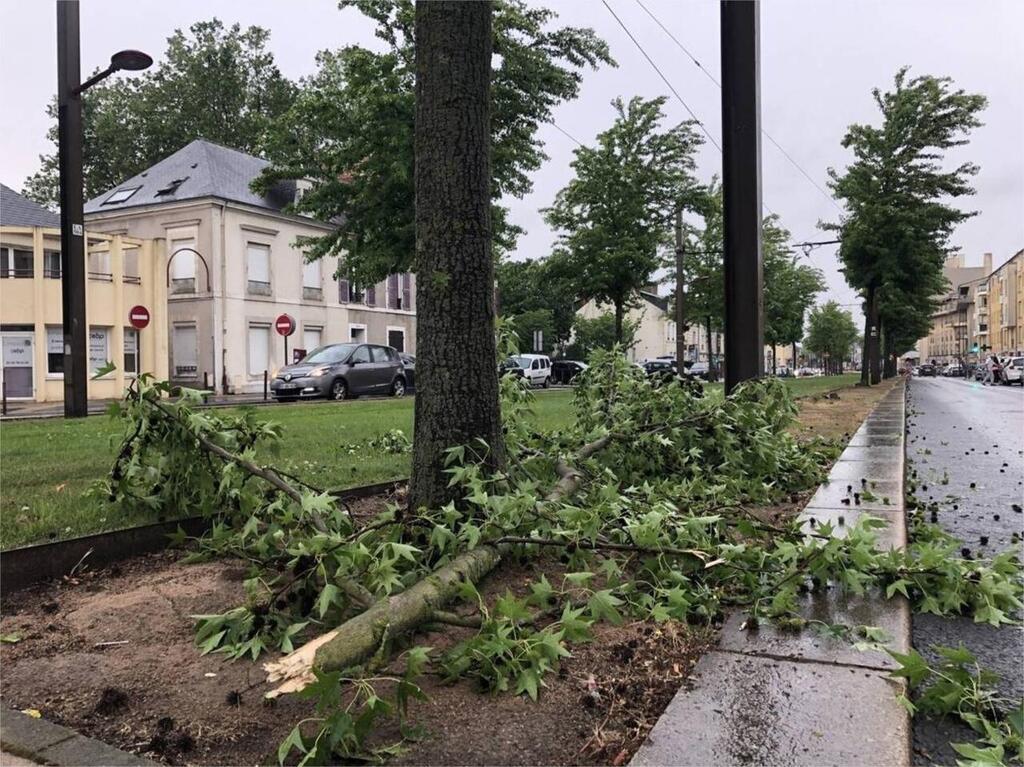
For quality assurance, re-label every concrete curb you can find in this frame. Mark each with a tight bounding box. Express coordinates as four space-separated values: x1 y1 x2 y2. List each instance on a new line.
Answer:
0 708 158 766
632 380 910 767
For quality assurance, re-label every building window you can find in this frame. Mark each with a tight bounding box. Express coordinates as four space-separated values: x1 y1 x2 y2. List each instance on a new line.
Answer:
88 249 112 281
366 284 376 306
103 186 140 205
247 243 271 295
170 238 196 294
350 284 365 303
387 328 405 352
387 274 399 309
124 329 139 375
248 324 271 376
1 245 33 278
302 258 322 301
46 326 64 375
349 324 367 343
44 251 61 279
338 278 350 303
88 327 110 375
172 324 198 379
123 248 141 284
402 273 412 311
303 327 323 354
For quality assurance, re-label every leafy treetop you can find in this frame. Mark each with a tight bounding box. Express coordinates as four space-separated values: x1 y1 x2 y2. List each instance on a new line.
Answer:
254 0 614 286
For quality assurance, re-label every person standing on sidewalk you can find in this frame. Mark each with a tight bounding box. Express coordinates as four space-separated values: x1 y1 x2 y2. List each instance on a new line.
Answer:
982 354 1002 386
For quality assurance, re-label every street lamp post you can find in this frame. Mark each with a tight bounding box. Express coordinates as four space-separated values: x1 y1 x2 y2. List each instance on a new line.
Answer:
57 1 151 417
720 0 764 393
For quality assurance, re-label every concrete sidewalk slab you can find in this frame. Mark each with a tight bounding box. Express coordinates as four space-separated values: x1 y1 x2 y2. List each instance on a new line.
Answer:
717 589 909 670
631 652 910 767
632 379 910 767
807 478 902 511
0 709 157 766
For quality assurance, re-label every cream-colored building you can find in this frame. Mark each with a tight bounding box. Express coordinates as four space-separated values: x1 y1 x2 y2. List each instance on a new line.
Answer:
917 252 991 365
575 288 722 364
84 140 416 394
986 249 1022 357
1 184 167 402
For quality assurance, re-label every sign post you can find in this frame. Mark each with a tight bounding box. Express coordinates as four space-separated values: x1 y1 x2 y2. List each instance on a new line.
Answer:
275 314 296 366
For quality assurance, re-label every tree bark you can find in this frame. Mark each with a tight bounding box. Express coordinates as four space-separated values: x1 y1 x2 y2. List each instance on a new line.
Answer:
871 312 882 384
860 284 877 386
614 300 625 345
706 315 714 372
410 0 503 511
770 346 776 376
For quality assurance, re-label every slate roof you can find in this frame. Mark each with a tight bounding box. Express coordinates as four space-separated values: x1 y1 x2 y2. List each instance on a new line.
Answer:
1 183 61 228
84 139 298 215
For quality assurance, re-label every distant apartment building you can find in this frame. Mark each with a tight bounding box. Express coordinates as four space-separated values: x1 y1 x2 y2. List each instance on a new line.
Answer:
84 140 416 394
917 252 991 365
1 183 167 402
986 249 1022 356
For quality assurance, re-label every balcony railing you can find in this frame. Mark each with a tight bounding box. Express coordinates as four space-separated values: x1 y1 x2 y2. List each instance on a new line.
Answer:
248 280 272 296
1 268 33 278
303 286 323 301
171 277 197 294
88 271 113 282
124 275 142 285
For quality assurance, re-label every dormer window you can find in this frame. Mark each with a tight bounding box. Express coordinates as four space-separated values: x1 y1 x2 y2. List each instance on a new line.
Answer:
155 177 188 196
103 186 140 205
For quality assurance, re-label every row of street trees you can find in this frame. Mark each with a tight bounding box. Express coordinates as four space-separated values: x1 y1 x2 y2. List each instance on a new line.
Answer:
803 301 861 374
826 68 986 384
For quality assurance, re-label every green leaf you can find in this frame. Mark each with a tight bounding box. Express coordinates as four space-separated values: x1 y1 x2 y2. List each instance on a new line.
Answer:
91 360 116 379
278 725 307 765
317 583 340 619
587 589 624 625
0 633 22 644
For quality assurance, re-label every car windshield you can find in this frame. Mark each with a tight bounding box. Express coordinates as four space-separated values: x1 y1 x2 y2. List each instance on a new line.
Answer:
511 356 533 369
303 344 357 365
1013 358 1024 366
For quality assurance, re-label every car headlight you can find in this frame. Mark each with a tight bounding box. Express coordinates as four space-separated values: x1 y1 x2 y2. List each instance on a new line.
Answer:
309 366 330 377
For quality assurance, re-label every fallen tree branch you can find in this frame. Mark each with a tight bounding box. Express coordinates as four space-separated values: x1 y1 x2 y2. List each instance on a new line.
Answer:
262 411 717 696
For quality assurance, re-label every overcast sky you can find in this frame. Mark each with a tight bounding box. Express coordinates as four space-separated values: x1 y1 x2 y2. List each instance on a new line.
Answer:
2 0 1022 314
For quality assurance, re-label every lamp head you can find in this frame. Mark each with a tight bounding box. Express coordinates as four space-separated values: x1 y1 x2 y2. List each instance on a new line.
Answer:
110 50 153 72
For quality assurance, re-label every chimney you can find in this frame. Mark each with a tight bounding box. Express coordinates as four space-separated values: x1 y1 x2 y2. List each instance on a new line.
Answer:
983 252 992 274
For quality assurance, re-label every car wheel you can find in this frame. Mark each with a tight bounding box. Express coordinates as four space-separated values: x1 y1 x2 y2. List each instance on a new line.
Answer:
542 376 550 389
330 378 348 401
391 377 406 397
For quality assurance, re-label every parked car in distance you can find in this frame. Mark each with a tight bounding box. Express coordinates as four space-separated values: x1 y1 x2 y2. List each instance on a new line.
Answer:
943 364 964 377
270 343 406 401
688 361 714 381
500 358 525 380
918 364 937 377
510 354 552 387
1003 356 1024 385
400 353 415 389
642 359 676 378
551 359 588 384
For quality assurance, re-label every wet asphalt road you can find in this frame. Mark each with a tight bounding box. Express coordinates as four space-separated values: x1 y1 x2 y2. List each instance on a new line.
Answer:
905 376 1024 766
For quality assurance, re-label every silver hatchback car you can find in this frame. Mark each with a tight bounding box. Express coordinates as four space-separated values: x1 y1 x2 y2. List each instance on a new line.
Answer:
270 343 407 401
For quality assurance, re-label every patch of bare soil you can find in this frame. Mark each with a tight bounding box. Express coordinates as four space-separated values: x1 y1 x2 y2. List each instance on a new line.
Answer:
791 377 898 443
1 546 712 766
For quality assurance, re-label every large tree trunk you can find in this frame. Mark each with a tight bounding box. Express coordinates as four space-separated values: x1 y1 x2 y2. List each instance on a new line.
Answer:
706 315 714 374
613 300 625 345
871 313 882 384
770 345 776 376
860 285 876 386
410 0 502 511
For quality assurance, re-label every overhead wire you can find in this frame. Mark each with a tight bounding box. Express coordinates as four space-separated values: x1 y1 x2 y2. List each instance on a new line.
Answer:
631 0 844 213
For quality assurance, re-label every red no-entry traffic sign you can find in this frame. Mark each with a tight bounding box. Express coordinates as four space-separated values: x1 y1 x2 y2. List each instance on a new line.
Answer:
128 305 150 329
275 313 296 336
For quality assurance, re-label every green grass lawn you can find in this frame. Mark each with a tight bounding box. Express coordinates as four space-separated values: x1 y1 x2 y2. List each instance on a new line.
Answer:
0 374 858 549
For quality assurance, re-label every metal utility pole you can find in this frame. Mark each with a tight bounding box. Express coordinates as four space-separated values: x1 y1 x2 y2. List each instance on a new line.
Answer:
57 1 88 418
56 2 151 417
720 0 764 393
674 209 686 373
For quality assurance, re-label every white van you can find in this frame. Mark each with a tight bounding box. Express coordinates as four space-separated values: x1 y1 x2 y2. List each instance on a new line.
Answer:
511 354 552 388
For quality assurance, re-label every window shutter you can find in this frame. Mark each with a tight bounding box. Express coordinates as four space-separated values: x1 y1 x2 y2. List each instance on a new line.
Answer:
387 274 400 309
338 279 350 303
402 273 412 312
366 285 376 306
